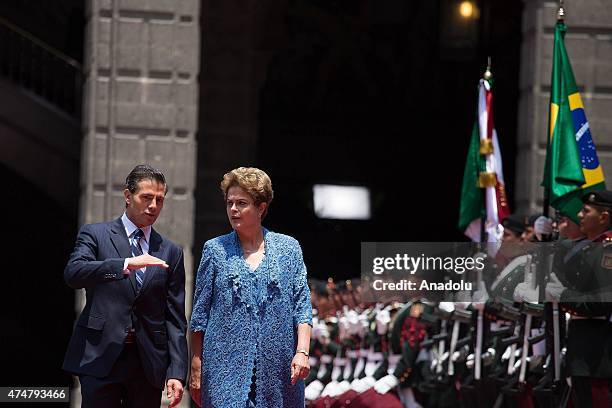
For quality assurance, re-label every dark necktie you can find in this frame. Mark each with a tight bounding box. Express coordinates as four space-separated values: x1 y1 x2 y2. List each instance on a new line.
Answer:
130 229 145 288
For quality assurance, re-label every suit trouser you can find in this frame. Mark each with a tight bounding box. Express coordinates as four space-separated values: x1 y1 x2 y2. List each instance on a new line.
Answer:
79 343 162 408
572 377 610 408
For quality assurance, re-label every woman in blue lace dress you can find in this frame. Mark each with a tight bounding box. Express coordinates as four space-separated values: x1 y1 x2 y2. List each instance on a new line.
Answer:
189 167 313 407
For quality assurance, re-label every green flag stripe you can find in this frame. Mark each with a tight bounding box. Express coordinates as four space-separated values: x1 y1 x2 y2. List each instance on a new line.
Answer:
458 121 485 231
542 21 605 220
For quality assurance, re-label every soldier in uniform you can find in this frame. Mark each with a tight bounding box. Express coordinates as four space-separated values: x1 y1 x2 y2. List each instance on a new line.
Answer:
521 214 540 242
490 214 532 302
557 211 584 241
493 214 528 274
546 191 612 408
502 214 525 244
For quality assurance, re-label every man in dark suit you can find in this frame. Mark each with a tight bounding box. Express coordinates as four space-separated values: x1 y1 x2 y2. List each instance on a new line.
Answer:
63 165 188 407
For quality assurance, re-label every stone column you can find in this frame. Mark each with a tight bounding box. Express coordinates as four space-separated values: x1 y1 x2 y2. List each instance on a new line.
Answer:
75 0 200 406
517 0 612 214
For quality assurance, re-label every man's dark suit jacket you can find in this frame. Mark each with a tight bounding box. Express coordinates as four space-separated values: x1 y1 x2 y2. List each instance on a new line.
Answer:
62 217 188 388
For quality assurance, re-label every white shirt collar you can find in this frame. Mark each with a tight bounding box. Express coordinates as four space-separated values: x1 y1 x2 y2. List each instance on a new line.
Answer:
121 213 152 243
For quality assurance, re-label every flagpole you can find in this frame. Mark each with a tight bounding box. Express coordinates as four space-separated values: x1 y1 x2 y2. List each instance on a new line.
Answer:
549 0 565 388
480 59 492 244
480 59 486 242
474 58 493 386
544 1 565 218
543 2 565 397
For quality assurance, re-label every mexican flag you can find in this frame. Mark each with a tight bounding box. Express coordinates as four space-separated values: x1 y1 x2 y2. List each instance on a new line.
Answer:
542 20 605 222
459 77 510 242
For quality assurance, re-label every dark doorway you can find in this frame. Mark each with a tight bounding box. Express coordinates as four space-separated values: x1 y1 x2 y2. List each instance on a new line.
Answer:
0 162 76 389
257 0 523 280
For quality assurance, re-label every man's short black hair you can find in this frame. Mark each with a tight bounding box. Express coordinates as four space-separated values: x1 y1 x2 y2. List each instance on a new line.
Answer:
125 165 168 194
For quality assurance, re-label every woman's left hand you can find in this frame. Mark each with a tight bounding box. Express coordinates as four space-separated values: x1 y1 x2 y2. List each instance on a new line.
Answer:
290 352 310 385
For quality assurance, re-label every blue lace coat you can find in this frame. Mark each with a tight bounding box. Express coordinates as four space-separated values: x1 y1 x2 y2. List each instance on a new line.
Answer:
191 229 312 407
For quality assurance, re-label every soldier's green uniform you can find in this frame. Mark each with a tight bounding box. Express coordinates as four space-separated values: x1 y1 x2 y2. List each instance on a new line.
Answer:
554 234 612 376
552 191 612 407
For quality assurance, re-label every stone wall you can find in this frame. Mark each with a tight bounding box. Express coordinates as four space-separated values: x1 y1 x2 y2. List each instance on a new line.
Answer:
517 0 612 213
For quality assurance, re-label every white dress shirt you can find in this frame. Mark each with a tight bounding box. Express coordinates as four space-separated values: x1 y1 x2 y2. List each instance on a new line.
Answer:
121 212 152 272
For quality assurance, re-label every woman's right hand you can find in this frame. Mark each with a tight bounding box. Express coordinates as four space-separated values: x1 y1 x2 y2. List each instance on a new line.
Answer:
189 355 202 407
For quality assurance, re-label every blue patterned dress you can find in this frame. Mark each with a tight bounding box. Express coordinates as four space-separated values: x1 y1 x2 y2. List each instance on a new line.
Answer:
191 228 313 407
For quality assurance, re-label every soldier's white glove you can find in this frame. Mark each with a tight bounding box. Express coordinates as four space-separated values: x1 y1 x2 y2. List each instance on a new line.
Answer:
466 353 474 369
483 348 496 366
430 358 441 373
439 351 449 363
534 216 554 241
467 347 495 369
349 378 360 390
545 273 565 301
514 282 539 303
452 345 470 362
338 316 350 342
304 380 324 400
314 321 330 343
351 376 376 393
501 346 512 361
472 281 489 310
514 356 531 370
501 347 521 361
337 380 351 395
438 302 455 314
347 310 360 336
320 381 341 398
376 309 391 335
374 374 399 394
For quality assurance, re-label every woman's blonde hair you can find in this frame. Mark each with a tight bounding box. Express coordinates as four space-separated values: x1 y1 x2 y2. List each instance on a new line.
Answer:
220 167 274 218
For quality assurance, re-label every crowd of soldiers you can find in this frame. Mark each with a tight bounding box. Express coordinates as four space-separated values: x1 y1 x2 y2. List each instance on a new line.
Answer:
304 190 612 408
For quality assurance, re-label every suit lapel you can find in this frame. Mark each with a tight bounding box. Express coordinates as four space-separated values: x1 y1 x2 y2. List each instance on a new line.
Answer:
109 218 138 296
138 228 163 296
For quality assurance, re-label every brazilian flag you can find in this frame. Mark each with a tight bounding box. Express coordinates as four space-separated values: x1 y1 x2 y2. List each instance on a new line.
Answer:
542 20 605 223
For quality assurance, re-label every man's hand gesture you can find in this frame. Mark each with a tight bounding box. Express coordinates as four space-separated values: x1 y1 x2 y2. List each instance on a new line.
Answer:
127 254 169 269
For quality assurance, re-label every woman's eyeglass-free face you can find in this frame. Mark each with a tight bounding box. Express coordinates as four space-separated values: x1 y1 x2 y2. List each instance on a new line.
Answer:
226 186 266 231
